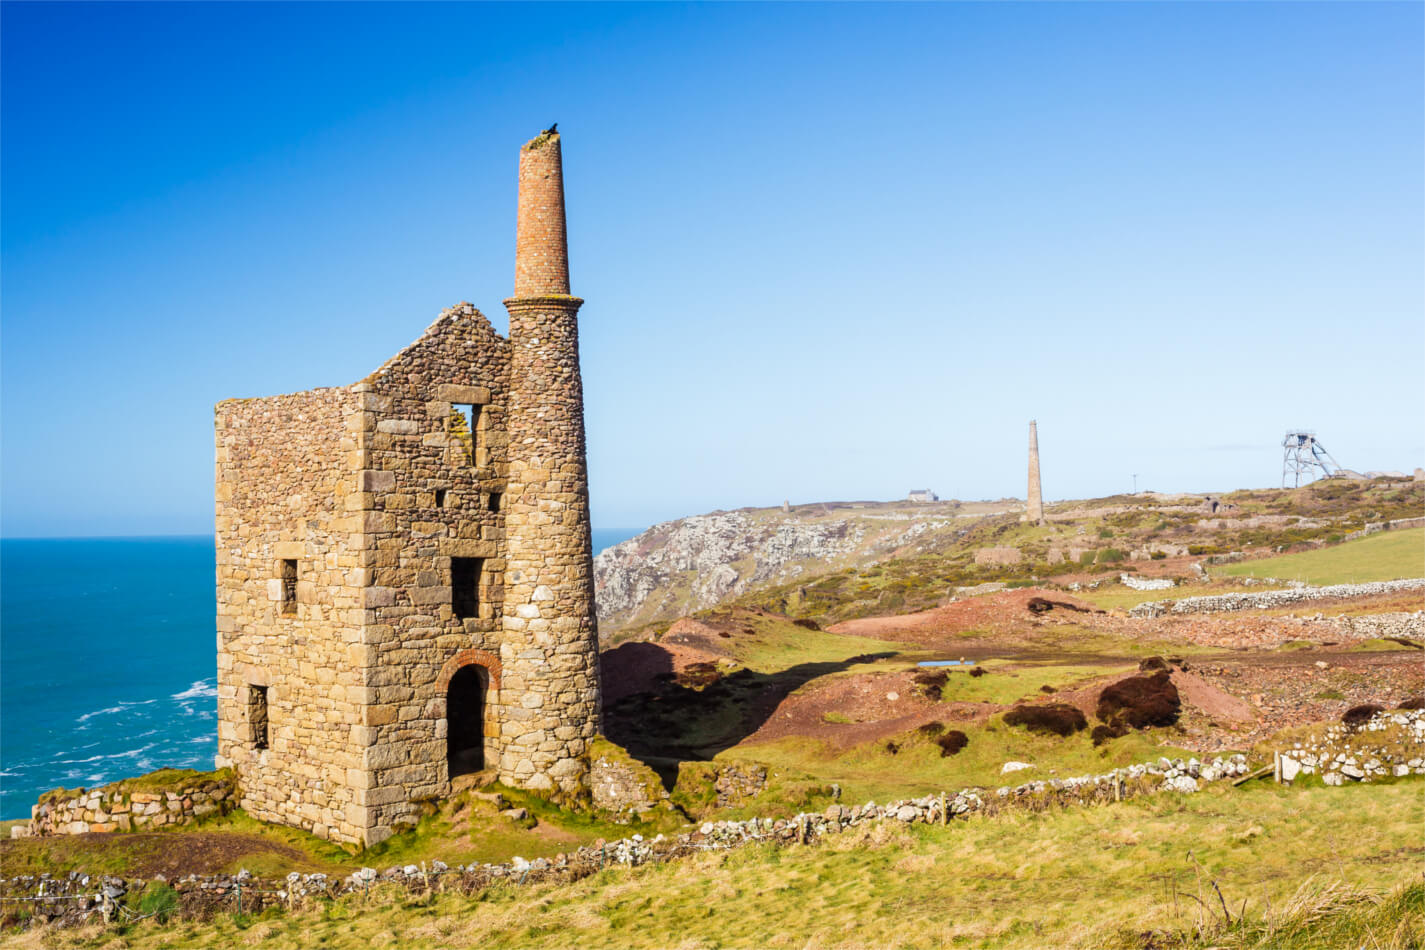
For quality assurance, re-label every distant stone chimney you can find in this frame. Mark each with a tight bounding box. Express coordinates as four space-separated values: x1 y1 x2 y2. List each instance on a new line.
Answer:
513 131 571 297
1027 420 1045 526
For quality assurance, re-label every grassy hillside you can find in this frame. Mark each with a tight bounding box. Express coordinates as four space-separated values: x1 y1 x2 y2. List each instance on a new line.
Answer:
1217 527 1423 586
727 482 1425 628
17 782 1421 949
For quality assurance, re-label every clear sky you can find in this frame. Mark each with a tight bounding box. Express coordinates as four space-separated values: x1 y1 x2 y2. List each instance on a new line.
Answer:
3 2 1421 537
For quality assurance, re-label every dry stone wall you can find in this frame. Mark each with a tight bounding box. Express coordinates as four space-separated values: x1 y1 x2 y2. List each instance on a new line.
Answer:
18 774 235 838
1129 577 1425 618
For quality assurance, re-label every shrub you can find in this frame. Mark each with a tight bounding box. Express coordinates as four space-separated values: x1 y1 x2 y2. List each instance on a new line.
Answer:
136 882 180 923
792 618 821 631
1150 551 1167 560
1003 703 1087 737
1096 671 1181 729
969 667 987 678
1039 684 1056 694
884 741 900 755
1138 656 1168 672
1079 551 1097 566
1097 548 1126 564
1396 696 1424 710
1098 528 1113 539
1342 704 1384 727
935 730 968 757
913 670 947 701
1091 723 1128 746
917 721 945 737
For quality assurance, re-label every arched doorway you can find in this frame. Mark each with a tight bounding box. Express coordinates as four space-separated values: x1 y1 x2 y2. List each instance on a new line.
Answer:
446 665 488 777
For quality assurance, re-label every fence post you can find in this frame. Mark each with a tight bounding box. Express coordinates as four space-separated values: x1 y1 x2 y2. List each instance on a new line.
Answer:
940 793 948 826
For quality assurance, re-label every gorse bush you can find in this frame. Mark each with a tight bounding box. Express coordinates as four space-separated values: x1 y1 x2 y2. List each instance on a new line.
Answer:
1097 671 1181 730
1003 703 1087 737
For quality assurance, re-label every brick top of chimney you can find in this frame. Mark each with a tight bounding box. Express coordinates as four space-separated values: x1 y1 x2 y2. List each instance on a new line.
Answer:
513 132 570 298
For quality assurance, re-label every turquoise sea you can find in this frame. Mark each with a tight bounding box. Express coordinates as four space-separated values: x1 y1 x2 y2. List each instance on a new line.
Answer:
0 529 637 820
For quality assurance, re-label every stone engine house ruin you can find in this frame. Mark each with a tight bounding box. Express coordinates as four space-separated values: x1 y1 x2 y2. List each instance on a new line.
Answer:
213 131 601 846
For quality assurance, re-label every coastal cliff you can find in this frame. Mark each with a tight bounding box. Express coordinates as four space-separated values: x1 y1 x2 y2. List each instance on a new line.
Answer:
593 499 1014 637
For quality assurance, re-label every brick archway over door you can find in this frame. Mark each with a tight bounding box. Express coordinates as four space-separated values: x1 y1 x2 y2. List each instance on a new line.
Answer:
437 648 503 691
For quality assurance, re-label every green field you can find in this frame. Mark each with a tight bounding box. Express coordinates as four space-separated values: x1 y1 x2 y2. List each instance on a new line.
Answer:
1217 528 1424 586
17 782 1420 950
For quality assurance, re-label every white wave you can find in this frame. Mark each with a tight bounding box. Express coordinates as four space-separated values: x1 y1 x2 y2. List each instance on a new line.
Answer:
52 744 155 766
76 699 157 724
171 680 217 701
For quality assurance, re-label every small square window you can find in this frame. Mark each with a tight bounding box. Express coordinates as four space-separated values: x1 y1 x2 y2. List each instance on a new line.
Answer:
279 559 298 616
488 491 502 513
449 404 480 467
249 686 269 750
434 488 447 508
452 557 483 619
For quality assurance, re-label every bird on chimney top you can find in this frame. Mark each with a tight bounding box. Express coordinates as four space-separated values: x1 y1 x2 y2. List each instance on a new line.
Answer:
543 123 558 135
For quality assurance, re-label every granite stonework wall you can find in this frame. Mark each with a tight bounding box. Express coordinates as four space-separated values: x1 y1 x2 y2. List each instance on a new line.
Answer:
20 775 235 838
215 387 369 844
355 305 514 839
213 132 602 846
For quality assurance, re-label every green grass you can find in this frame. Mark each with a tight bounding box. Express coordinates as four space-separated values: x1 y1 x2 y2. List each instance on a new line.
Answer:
917 660 1135 706
1217 528 1424 586
731 716 1201 805
719 612 906 673
19 781 1420 949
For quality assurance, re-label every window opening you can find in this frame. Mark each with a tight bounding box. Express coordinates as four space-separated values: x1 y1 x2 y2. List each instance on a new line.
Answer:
249 686 269 750
279 559 298 616
449 404 480 467
489 491 502 513
452 557 483 619
434 488 447 509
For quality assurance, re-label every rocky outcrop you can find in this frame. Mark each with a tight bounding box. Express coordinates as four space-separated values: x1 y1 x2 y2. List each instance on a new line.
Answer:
594 505 979 634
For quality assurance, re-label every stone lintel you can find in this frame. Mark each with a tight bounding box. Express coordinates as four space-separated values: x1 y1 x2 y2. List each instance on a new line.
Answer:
439 539 498 558
436 384 492 404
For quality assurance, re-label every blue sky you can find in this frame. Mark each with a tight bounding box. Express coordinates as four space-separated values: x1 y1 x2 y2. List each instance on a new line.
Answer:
3 2 1421 537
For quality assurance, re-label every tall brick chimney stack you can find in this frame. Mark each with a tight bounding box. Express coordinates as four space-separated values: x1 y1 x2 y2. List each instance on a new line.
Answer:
513 131 571 296
1027 420 1045 526
500 130 601 796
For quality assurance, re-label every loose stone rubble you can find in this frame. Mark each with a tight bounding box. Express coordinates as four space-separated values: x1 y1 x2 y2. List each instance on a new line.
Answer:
1120 574 1175 592
1276 708 1425 786
1129 578 1425 618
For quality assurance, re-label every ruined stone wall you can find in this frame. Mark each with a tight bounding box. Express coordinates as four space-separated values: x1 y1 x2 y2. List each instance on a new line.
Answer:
214 387 368 844
354 304 512 841
23 773 236 837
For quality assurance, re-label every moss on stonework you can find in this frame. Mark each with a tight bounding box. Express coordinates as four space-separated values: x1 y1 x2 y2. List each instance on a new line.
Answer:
109 767 235 796
586 735 668 807
525 131 558 151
